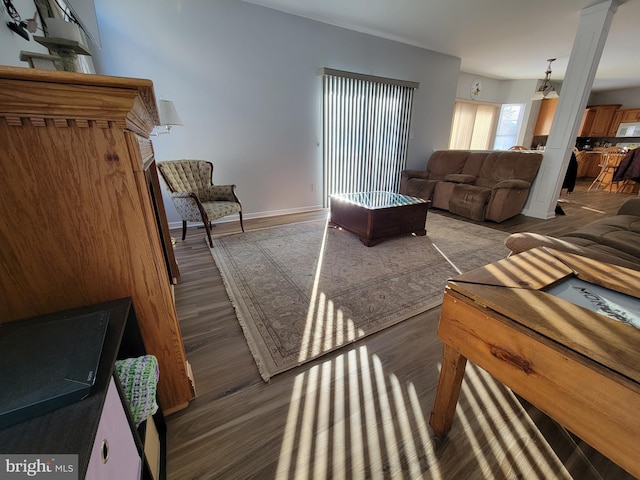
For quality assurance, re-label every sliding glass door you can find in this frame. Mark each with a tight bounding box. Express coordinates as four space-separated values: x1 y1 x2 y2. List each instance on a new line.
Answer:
321 69 417 206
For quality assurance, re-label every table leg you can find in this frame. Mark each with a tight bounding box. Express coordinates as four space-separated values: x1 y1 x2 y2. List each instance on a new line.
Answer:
429 343 468 437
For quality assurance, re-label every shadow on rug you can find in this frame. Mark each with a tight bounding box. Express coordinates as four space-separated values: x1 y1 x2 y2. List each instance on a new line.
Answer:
209 213 509 381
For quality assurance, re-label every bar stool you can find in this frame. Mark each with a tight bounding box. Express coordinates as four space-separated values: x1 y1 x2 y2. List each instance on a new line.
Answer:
588 147 625 192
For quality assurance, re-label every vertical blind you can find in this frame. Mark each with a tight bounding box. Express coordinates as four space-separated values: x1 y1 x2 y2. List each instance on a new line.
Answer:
321 68 418 206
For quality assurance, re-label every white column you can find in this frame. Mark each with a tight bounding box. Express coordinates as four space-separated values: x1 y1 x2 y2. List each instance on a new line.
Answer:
522 0 619 219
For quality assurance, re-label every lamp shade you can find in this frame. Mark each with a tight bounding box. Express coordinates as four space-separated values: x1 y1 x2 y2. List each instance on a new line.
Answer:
157 100 183 126
532 91 545 101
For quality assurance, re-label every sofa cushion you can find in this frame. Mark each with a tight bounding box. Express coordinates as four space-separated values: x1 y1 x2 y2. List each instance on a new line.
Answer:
426 150 471 180
461 152 489 176
449 184 491 221
403 177 439 199
618 198 640 216
563 215 640 258
443 173 477 183
475 177 497 188
477 152 542 184
493 179 531 189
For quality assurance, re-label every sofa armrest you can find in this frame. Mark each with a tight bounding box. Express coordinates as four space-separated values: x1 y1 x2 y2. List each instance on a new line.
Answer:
493 179 531 190
443 173 476 183
401 169 431 180
618 198 640 216
169 192 204 222
171 191 194 199
200 184 239 202
504 233 588 256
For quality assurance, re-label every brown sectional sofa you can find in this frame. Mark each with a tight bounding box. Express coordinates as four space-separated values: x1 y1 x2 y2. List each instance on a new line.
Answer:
504 198 640 270
400 150 543 223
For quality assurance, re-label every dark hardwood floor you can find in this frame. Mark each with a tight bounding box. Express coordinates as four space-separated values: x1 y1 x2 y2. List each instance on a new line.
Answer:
165 181 636 479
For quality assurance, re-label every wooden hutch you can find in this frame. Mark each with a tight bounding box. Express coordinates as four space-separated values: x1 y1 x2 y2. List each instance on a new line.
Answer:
0 66 194 414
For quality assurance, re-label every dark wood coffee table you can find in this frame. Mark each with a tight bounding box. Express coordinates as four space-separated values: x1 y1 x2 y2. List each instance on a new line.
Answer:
329 191 429 246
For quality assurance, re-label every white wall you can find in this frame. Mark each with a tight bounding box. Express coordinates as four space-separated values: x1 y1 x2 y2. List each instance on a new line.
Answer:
90 0 460 224
0 0 49 66
589 86 640 108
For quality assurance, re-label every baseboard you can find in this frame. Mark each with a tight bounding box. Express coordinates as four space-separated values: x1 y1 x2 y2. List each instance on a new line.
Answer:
166 205 326 231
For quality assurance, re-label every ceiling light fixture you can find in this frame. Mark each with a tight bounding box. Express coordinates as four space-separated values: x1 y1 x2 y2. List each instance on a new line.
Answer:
532 58 559 101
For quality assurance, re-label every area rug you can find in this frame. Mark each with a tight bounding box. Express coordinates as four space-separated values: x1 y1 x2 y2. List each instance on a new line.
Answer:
209 213 510 381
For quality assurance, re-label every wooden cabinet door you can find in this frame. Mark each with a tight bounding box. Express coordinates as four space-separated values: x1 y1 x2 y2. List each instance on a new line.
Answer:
609 109 624 136
534 97 558 136
621 108 640 123
589 105 620 136
579 105 621 137
579 109 596 136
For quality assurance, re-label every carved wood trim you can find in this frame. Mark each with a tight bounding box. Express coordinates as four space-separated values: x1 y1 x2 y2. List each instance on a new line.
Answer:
0 67 159 137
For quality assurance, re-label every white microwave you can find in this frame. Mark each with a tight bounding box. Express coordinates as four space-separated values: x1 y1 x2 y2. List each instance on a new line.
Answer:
616 122 640 137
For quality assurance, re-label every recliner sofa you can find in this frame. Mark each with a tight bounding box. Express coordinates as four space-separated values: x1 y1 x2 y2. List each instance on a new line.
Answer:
504 198 640 270
400 150 543 223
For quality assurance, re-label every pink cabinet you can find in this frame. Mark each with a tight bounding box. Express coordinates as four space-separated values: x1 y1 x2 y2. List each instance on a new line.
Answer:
86 377 142 479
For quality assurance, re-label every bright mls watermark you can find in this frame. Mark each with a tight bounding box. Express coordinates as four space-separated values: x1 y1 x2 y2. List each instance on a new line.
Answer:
0 455 77 480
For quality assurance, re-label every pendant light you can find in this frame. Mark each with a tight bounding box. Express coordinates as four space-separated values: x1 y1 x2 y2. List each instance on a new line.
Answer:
532 59 559 100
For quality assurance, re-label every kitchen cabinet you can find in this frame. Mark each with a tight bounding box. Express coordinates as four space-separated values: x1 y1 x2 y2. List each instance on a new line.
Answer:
579 109 596 137
620 108 640 123
0 299 166 480
608 109 624 136
534 97 558 136
0 66 194 413
576 151 604 178
579 104 621 137
609 108 640 137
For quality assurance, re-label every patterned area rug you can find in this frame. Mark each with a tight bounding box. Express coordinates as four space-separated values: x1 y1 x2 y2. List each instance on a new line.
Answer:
209 213 509 381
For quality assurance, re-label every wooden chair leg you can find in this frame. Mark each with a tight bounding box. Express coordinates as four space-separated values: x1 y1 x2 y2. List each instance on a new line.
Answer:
203 220 213 248
588 171 603 191
616 179 629 193
238 210 245 232
607 168 615 192
182 221 187 241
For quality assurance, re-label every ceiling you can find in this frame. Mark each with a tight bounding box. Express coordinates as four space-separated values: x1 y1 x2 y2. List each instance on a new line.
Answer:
242 0 640 92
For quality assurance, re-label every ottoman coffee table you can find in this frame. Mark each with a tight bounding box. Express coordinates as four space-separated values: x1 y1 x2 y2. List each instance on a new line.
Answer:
429 247 640 478
329 191 429 246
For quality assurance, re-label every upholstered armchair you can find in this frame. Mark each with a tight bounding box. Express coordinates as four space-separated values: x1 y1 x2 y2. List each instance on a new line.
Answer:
157 160 244 247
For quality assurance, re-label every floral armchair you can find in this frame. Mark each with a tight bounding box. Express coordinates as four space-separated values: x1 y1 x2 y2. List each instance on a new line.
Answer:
157 160 244 247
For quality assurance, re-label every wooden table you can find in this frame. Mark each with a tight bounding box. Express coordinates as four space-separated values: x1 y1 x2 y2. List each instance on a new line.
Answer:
329 191 429 246
429 248 640 478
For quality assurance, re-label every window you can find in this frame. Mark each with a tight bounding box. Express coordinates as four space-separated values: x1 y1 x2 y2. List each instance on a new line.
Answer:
321 69 418 206
493 103 525 150
448 100 499 150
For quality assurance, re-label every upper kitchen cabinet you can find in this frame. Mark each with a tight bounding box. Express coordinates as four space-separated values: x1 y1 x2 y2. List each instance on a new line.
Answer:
608 109 624 136
620 108 640 123
533 97 558 136
579 104 621 137
609 108 640 136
